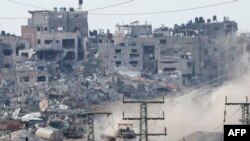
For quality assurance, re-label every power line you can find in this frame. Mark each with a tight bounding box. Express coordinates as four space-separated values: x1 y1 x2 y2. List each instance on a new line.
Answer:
86 0 135 12
128 68 246 106
6 0 135 12
212 107 241 131
122 97 167 141
178 85 250 93
7 0 51 10
89 0 239 15
169 68 242 96
5 0 239 17
227 107 241 122
225 96 250 125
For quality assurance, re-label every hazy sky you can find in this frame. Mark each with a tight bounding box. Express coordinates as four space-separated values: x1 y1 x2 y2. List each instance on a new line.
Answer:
0 0 249 35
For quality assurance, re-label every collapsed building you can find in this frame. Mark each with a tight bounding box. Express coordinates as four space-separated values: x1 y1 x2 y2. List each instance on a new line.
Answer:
97 16 242 85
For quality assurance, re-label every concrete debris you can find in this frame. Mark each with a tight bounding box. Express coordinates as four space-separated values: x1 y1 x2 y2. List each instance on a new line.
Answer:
111 73 177 99
1 4 250 140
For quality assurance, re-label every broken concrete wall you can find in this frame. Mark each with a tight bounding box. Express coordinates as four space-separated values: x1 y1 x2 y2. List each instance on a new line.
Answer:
15 61 49 91
172 16 238 38
117 23 152 38
36 32 81 62
21 26 38 48
0 35 31 81
98 19 241 85
28 10 88 36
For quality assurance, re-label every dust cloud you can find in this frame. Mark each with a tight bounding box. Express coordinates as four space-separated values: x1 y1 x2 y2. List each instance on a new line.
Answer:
95 72 250 141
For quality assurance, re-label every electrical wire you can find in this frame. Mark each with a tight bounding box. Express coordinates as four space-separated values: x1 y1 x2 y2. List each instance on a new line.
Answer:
7 0 51 10
6 0 135 12
226 105 244 122
167 107 241 130
211 85 250 91
212 106 241 131
89 0 239 15
141 68 243 104
163 106 242 132
169 68 244 97
4 0 239 17
151 68 246 103
86 0 135 12
1 0 246 135
92 72 250 135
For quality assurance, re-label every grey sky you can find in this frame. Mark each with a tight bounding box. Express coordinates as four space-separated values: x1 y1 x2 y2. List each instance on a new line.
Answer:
0 0 249 35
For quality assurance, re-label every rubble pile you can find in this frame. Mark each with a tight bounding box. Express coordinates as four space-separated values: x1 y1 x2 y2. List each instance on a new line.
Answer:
111 73 177 99
0 66 180 110
46 73 119 108
1 3 245 140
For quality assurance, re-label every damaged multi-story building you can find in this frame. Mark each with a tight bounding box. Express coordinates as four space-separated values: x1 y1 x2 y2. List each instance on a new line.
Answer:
0 31 50 89
98 16 241 85
1 1 88 87
0 31 31 84
15 61 49 91
21 2 88 72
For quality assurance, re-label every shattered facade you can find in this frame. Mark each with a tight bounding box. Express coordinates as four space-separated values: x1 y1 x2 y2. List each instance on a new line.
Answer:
0 32 31 83
116 22 152 38
21 8 88 63
98 37 143 74
98 17 241 84
0 1 249 139
15 61 49 90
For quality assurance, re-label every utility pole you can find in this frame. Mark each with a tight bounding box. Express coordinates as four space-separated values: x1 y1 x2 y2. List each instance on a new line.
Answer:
123 96 167 141
224 96 250 125
87 112 112 141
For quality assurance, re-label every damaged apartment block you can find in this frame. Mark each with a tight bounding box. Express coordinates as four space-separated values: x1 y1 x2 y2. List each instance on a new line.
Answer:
16 62 49 90
97 17 241 85
21 7 88 72
0 31 31 83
